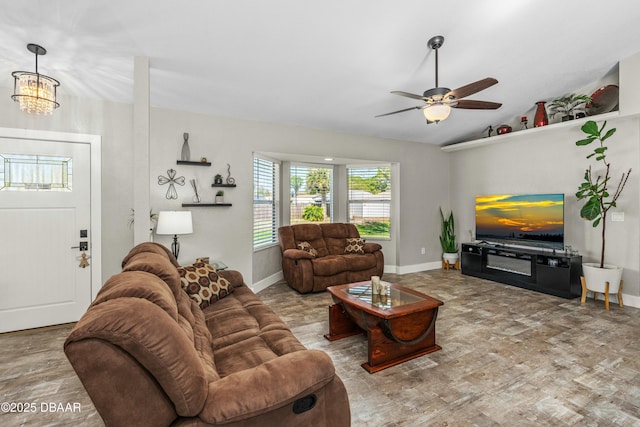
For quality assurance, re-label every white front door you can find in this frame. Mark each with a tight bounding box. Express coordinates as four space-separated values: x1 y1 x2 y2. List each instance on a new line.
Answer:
0 136 94 333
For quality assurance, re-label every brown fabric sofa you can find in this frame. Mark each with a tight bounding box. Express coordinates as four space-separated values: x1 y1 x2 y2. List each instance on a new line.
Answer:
64 242 350 427
278 223 384 293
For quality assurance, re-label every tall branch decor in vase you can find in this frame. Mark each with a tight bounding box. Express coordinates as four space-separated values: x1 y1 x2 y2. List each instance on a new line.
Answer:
575 120 631 307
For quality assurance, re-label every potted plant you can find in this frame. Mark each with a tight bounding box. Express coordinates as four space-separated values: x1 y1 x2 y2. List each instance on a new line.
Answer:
215 190 224 204
575 120 631 296
548 94 592 121
214 174 223 185
128 209 158 228
439 208 459 268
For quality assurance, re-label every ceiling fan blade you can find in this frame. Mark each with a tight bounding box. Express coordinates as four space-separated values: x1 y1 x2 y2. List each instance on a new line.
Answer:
447 77 498 100
391 91 428 101
452 99 502 110
375 106 422 117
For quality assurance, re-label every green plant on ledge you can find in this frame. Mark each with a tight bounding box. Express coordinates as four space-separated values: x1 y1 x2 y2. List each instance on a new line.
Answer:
548 94 592 120
439 208 458 254
216 190 224 197
128 209 158 228
575 120 631 268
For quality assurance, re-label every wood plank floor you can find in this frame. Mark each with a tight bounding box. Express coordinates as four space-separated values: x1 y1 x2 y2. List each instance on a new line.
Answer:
1 269 639 426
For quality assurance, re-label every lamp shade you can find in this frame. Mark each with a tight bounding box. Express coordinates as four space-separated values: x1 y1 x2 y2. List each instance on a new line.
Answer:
156 211 193 235
423 104 451 123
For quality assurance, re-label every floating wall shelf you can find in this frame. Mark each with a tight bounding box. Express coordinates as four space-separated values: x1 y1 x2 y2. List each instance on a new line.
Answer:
177 160 211 166
211 183 237 188
441 111 620 153
182 203 232 207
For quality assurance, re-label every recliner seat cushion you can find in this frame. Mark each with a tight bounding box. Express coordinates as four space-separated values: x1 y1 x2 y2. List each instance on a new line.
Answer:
311 253 379 276
312 255 348 276
343 253 378 271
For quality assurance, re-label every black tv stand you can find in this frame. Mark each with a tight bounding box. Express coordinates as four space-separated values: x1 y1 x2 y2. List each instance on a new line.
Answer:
460 243 582 299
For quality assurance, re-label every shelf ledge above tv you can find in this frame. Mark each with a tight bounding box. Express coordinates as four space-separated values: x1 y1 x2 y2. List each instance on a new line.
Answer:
441 111 620 153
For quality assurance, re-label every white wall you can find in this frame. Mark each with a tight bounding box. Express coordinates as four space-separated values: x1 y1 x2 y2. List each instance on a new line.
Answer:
149 108 450 286
449 115 640 298
0 84 449 287
4 81 639 302
0 88 135 282
4 83 639 302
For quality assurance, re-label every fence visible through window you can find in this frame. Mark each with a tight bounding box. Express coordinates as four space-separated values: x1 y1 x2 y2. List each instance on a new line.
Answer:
290 164 333 225
348 166 391 239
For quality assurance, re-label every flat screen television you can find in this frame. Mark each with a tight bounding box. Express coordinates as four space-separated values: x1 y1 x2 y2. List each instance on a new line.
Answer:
475 193 564 250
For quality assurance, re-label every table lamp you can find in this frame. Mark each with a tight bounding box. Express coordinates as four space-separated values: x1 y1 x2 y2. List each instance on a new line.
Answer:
156 211 193 259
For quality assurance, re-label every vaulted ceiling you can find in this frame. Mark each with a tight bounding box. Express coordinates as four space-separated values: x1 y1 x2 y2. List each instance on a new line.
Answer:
2 1 639 146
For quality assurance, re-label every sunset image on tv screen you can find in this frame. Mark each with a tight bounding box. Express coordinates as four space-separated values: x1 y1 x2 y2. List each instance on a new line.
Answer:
475 194 564 246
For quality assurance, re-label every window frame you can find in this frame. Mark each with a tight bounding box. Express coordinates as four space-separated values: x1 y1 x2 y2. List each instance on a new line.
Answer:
347 164 392 240
253 154 281 251
289 162 334 225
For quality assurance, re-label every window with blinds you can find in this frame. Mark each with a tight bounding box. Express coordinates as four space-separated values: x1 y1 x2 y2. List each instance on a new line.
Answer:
290 164 332 224
253 155 280 249
347 166 391 239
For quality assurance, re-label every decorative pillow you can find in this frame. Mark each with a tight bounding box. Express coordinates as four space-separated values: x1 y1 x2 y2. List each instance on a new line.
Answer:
177 261 232 309
345 237 366 255
296 241 318 258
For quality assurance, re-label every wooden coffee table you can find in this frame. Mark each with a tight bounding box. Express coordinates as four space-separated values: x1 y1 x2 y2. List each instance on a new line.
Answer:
325 281 443 373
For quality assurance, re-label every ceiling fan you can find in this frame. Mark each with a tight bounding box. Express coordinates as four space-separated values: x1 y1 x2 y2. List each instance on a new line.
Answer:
376 35 502 124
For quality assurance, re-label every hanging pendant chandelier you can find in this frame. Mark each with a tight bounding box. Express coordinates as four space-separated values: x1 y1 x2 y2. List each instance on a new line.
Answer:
11 43 60 115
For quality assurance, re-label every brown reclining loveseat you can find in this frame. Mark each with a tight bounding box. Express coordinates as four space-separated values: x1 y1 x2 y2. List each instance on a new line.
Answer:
64 242 350 426
278 223 384 293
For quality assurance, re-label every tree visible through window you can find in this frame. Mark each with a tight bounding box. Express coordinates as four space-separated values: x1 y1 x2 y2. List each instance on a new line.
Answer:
348 166 391 239
290 165 332 224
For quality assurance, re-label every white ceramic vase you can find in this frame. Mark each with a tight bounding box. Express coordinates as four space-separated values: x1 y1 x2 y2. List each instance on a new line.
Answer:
582 262 623 293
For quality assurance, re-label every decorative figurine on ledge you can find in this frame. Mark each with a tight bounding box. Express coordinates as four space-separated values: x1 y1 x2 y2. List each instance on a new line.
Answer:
226 163 236 185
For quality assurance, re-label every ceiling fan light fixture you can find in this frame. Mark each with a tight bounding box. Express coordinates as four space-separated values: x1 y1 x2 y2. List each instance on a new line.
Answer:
423 104 451 123
11 43 60 115
376 35 500 121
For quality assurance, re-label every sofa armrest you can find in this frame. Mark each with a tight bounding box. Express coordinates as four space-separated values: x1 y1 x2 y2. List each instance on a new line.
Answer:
364 242 382 253
216 269 245 288
199 350 335 424
282 248 315 261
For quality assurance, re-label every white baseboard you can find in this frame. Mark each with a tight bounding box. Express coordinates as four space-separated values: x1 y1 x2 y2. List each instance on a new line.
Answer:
385 261 441 275
253 268 640 309
251 271 283 293
585 292 640 309
621 293 640 308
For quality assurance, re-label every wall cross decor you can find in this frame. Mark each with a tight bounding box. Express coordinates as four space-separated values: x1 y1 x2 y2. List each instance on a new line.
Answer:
158 168 185 199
